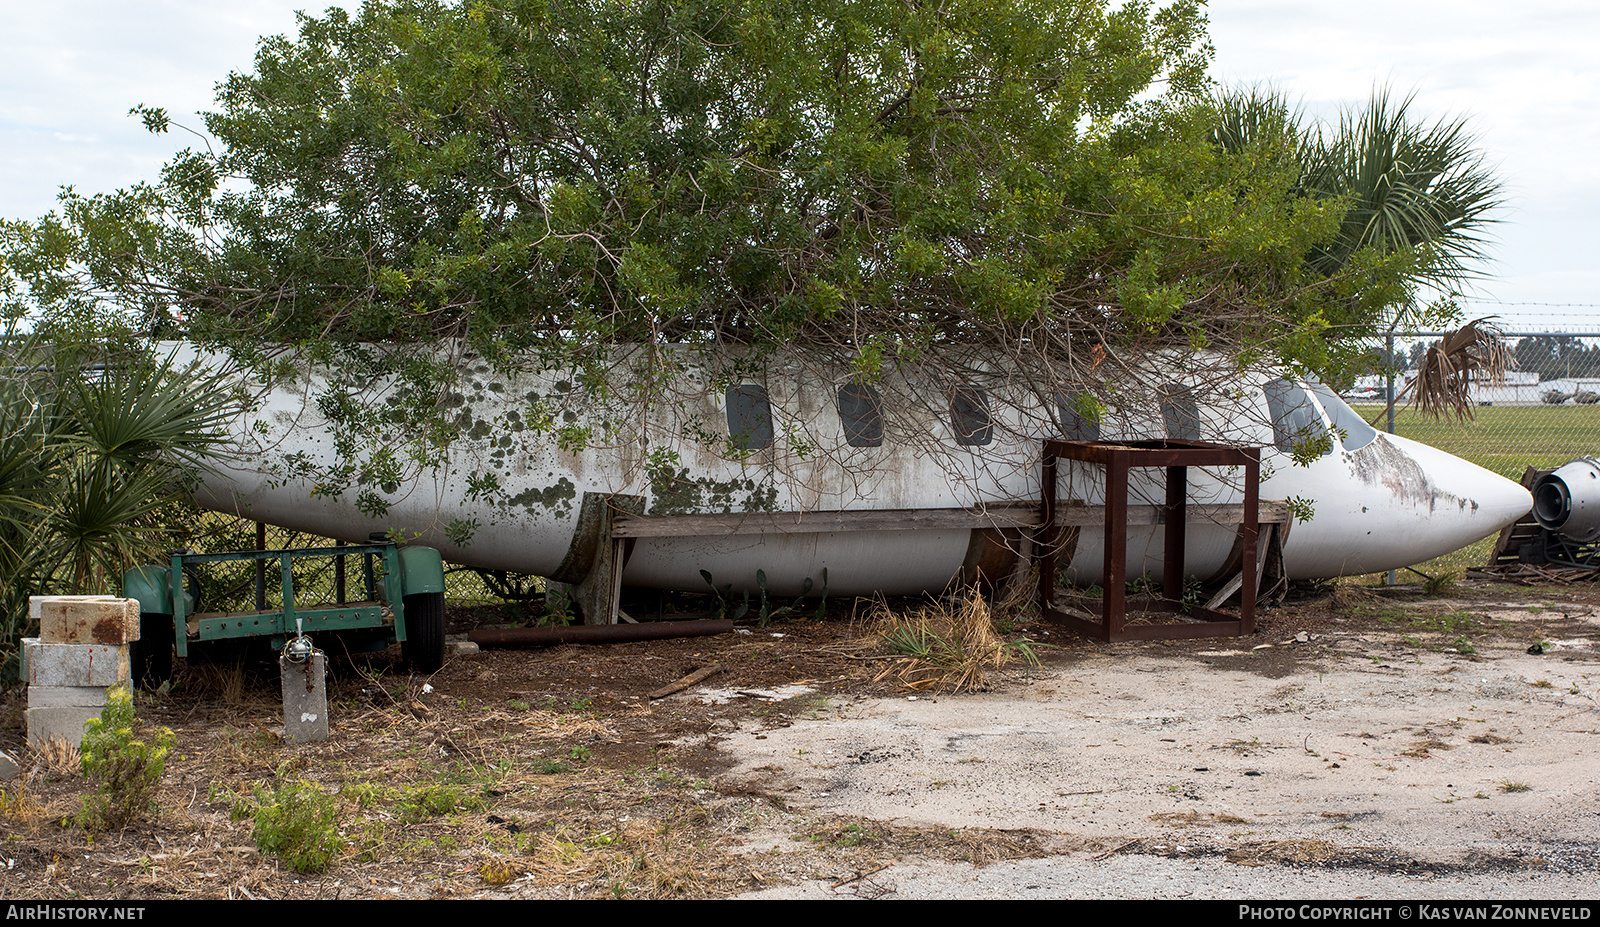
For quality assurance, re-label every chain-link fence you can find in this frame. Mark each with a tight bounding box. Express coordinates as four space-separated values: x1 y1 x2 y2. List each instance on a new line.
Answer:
1353 328 1600 579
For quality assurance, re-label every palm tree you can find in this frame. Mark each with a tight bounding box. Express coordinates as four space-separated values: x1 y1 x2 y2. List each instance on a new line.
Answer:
1301 88 1502 303
0 331 240 666
1210 86 1506 420
1210 86 1503 308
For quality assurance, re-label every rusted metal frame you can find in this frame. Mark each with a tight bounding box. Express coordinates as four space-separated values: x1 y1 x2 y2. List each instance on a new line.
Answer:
1039 439 1263 643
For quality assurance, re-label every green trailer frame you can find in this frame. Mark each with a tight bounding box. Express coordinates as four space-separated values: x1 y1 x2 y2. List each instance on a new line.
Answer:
123 540 445 684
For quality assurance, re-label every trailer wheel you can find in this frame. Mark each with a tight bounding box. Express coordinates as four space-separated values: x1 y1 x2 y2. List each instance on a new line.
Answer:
402 592 445 673
131 613 174 688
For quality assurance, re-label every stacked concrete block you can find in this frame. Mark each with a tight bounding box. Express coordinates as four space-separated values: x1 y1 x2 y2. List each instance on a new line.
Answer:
24 596 139 748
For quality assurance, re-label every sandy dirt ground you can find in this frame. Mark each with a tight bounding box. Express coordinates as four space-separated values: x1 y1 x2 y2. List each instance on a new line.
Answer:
5 580 1600 900
717 591 1600 898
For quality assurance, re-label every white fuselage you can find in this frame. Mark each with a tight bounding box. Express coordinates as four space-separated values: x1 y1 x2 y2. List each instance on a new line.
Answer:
189 347 1533 596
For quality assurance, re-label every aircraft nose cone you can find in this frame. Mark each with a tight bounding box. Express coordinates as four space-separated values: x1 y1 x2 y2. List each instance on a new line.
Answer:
1395 432 1542 528
1367 433 1532 563
1283 433 1533 579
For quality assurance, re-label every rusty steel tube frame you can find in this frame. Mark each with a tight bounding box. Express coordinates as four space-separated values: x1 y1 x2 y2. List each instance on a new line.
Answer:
1039 439 1261 643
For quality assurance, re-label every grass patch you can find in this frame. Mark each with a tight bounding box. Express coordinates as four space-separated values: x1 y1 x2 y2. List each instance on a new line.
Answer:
1349 403 1600 576
873 589 1040 692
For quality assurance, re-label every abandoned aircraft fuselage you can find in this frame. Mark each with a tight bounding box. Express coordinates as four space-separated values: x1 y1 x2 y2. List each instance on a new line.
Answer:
188 347 1533 597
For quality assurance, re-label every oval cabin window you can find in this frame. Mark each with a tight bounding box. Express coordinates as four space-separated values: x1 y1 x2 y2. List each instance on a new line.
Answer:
837 383 884 448
1055 392 1101 441
726 384 774 451
950 386 993 447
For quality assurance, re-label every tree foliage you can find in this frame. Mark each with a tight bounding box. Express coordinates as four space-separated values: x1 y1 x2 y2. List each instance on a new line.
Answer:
5 1 1356 355
0 0 1502 499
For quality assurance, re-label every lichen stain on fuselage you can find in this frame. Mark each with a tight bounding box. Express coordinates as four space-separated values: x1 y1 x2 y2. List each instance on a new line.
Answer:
647 468 779 516
1348 435 1479 514
505 478 578 519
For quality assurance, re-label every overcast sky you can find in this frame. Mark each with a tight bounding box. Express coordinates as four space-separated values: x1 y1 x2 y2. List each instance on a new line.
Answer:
2 1 1596 333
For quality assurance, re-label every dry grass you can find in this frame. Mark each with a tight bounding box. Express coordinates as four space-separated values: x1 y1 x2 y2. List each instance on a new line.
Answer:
182 658 256 706
29 736 81 779
0 779 52 829
872 589 1039 693
1148 810 1251 827
1227 839 1345 867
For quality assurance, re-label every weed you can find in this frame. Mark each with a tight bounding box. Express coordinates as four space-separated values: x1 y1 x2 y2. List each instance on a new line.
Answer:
1452 635 1476 655
812 822 877 847
1531 679 1553 689
76 687 173 831
0 782 47 828
1498 780 1532 793
532 759 573 775
396 784 486 823
250 779 347 874
1422 571 1459 596
568 745 593 763
479 859 518 886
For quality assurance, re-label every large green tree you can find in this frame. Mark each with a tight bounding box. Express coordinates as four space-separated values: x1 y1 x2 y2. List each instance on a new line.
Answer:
1 0 1427 473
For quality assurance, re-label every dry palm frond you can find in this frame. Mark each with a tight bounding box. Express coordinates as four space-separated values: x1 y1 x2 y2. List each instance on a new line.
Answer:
1410 318 1510 420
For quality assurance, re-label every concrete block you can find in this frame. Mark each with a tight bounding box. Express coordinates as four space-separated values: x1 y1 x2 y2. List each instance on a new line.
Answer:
21 641 130 688
30 596 140 644
0 750 19 780
28 686 112 709
26 704 104 749
280 653 329 743
18 637 37 679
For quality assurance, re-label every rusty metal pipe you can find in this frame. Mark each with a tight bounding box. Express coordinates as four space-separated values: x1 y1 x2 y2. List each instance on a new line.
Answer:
468 620 733 648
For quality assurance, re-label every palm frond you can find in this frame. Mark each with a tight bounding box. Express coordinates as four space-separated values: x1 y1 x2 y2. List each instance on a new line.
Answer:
63 350 240 477
1410 318 1511 420
1304 88 1502 287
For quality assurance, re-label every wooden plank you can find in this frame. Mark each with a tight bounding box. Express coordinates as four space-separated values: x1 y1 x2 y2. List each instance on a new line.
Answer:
612 505 1040 537
613 501 1291 538
1054 502 1289 528
1203 523 1279 611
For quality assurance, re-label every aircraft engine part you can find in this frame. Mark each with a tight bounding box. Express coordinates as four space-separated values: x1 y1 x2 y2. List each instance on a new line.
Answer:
1532 457 1600 542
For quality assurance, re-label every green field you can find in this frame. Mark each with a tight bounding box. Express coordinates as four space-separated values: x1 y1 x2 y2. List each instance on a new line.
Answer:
1350 403 1600 577
1358 403 1600 482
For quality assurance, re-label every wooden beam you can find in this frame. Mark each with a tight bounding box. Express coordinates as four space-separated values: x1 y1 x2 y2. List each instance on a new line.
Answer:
611 502 1290 538
611 504 1039 537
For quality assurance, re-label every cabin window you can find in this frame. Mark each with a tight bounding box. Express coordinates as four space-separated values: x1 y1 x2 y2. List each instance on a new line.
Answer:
1307 381 1379 451
1159 383 1202 441
1055 392 1101 441
837 383 884 448
726 385 774 451
950 386 993 446
1262 378 1331 458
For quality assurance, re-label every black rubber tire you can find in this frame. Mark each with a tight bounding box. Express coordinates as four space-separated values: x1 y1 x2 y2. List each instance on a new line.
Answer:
401 592 445 673
131 612 174 689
